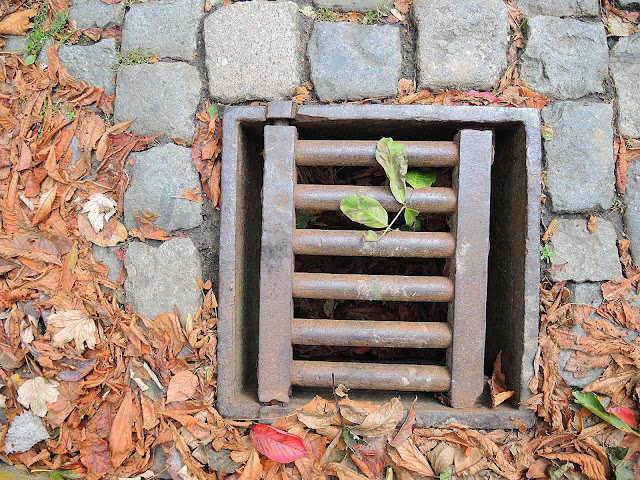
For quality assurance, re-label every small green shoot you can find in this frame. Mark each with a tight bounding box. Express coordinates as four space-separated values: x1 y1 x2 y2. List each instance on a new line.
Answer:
296 210 318 229
608 447 634 480
363 4 391 24
208 104 219 118
340 138 436 241
317 6 338 21
540 244 554 262
541 125 554 141
25 5 69 58
112 50 156 71
439 466 453 480
611 197 625 214
573 391 640 437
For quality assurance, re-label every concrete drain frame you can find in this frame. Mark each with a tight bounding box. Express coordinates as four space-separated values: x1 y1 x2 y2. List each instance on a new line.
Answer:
218 102 541 429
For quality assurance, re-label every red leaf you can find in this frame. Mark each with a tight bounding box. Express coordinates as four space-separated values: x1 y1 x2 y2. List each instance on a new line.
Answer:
250 424 307 463
466 90 500 102
608 406 638 428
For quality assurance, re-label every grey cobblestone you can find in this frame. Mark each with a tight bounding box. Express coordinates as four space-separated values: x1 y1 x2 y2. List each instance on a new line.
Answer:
2 36 26 54
204 1 300 103
542 101 614 213
122 0 203 61
93 245 122 283
610 33 640 138
313 0 393 12
520 17 607 100
548 218 622 282
58 38 118 94
308 22 401 101
413 0 509 91
69 0 124 29
624 160 640 263
114 62 201 140
516 0 599 17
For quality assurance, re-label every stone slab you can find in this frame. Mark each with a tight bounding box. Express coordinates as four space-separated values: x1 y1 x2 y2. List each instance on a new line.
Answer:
413 0 509 91
618 0 640 8
520 16 607 99
548 218 622 282
542 101 614 212
124 238 202 320
610 33 640 138
93 245 122 283
124 144 203 232
58 38 118 94
204 1 300 103
517 0 599 17
2 36 26 54
308 22 401 101
313 0 393 12
122 0 203 61
69 0 124 29
624 160 640 263
114 63 201 140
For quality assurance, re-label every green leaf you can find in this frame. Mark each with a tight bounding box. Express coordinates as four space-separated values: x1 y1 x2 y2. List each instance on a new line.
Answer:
362 230 380 242
343 428 361 451
406 169 437 189
340 194 389 229
376 137 408 204
404 207 419 227
439 466 453 480
25 54 36 65
608 447 634 480
573 391 640 436
208 104 219 118
296 209 317 229
548 462 574 480
608 446 630 464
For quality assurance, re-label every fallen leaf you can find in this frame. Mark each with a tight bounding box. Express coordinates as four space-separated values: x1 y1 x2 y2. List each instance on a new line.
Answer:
31 184 58 226
323 462 370 480
129 209 176 241
78 213 128 247
80 433 111 480
541 125 554 141
48 310 98 353
82 193 117 233
466 90 500 102
397 78 416 97
250 424 307 463
238 447 263 480
387 437 434 477
296 396 337 430
488 351 515 407
389 397 416 447
110 391 133 467
167 371 198 403
615 137 627 195
350 397 404 437
607 406 638 428
426 442 456 475
541 452 606 480
542 218 559 242
171 187 204 204
353 436 386 479
587 214 598 234
0 9 37 35
17 376 60 417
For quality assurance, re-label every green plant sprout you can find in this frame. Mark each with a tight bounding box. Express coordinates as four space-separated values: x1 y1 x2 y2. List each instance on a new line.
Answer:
363 4 391 24
317 6 338 21
25 5 69 65
540 244 554 262
112 50 157 71
339 138 436 242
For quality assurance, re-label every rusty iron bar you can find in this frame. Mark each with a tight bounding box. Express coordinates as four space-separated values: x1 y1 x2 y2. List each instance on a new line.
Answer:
257 125 297 404
294 185 457 213
292 273 454 302
291 319 453 348
295 140 459 167
290 361 452 391
446 129 493 409
293 230 455 258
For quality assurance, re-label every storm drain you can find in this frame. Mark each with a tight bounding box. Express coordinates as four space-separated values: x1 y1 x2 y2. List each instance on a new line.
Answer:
218 103 542 428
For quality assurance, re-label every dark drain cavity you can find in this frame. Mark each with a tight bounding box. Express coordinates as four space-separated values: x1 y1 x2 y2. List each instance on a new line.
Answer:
217 102 542 429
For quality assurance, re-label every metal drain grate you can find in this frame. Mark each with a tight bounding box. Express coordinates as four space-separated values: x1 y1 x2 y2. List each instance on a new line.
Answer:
258 124 493 409
218 103 541 428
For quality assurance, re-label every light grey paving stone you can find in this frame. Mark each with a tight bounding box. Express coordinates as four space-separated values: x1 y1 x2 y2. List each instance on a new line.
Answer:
5 412 49 454
114 63 200 140
93 245 122 283
124 144 202 232
2 36 26 54
548 218 622 282
124 238 202 320
36 39 53 67
618 0 640 8
313 0 393 12
624 160 640 263
413 0 509 91
122 0 203 61
542 101 614 213
520 16 607 99
610 33 640 138
516 0 599 17
204 1 300 103
58 38 118 94
308 22 401 101
69 0 124 29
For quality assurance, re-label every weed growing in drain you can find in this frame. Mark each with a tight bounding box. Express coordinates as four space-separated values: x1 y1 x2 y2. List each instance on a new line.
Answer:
339 138 436 242
317 6 338 21
25 5 69 65
540 244 554 262
611 197 626 214
112 50 157 71
363 4 391 24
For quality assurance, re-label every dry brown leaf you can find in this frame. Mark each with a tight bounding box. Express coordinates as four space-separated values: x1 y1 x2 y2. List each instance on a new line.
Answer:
541 452 606 480
587 214 598 234
110 391 133 467
542 218 559 242
238 447 263 480
397 78 416 97
31 184 58 226
426 442 455 475
17 376 60 417
167 370 198 403
296 396 337 430
48 310 98 353
323 462 370 480
387 437 434 477
488 351 515 407
129 209 176 241
615 137 627 195
171 187 204 204
350 397 404 437
389 397 416 448
0 9 37 35
77 213 128 247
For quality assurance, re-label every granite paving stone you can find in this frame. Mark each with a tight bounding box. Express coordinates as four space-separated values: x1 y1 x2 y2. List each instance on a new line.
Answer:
623 160 640 263
68 0 124 29
114 63 201 140
542 101 614 212
124 144 203 232
516 0 599 17
313 0 393 12
618 0 640 8
204 1 300 103
93 246 122 283
58 38 118 94
520 16 607 99
122 0 203 61
548 218 622 282
413 0 509 91
124 238 202 320
609 33 640 138
308 22 401 101
2 36 26 54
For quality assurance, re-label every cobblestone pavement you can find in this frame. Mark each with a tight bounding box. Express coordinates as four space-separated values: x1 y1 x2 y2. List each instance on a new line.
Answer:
5 0 640 428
